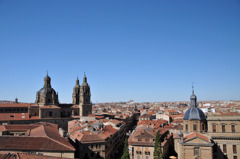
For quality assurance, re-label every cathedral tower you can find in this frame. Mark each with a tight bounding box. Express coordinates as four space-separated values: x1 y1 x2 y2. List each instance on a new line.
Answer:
79 74 92 117
72 77 80 104
35 73 59 106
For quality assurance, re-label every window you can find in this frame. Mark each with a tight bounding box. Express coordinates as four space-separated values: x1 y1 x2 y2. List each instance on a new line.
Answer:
213 125 216 132
232 125 236 133
194 147 199 156
193 124 197 131
49 111 52 117
138 138 142 141
223 144 227 153
145 139 150 142
234 156 238 159
146 156 149 159
186 124 188 130
222 125 226 132
202 124 205 130
96 152 100 158
233 145 237 154
145 148 150 155
137 156 140 159
136 151 142 154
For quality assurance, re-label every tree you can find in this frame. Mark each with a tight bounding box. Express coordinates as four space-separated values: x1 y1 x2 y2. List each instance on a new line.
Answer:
121 138 130 159
154 130 163 159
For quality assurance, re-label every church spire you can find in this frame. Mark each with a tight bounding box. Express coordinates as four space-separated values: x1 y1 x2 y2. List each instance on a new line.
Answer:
82 73 88 86
190 83 197 107
76 76 79 85
192 82 194 94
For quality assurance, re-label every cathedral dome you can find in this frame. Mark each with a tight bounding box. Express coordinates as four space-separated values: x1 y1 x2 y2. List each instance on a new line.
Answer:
35 73 59 105
183 107 206 120
190 94 197 99
38 87 55 95
183 87 206 120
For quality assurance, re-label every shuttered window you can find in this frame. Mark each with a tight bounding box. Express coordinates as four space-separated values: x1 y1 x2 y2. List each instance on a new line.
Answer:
212 125 216 132
223 144 227 153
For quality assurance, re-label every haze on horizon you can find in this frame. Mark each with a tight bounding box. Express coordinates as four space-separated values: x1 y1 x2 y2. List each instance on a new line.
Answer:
0 0 240 103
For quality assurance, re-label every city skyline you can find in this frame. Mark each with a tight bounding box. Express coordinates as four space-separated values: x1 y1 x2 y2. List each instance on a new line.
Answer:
0 0 240 103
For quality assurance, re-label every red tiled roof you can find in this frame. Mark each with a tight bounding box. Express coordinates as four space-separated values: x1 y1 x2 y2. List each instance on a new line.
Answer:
137 119 167 128
0 152 69 159
219 112 240 116
0 103 32 108
0 113 30 121
184 132 209 142
0 123 75 152
0 136 74 152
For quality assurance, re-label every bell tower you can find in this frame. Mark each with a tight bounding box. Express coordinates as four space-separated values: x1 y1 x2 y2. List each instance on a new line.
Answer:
72 77 80 104
79 73 92 117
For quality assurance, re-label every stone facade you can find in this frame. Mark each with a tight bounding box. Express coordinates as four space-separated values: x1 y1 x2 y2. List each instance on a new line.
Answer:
174 89 214 159
79 74 92 117
183 120 207 133
207 113 240 159
128 126 172 159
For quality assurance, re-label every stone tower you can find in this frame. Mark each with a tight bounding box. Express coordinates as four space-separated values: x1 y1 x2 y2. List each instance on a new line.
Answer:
79 74 92 117
182 86 207 133
35 73 59 106
72 77 80 104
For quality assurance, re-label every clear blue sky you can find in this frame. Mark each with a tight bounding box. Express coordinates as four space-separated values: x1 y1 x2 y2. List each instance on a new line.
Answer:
0 0 240 103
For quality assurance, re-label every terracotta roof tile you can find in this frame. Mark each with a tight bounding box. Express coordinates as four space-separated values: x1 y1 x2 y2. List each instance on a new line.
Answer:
0 113 30 121
184 132 209 142
0 103 32 108
0 123 75 152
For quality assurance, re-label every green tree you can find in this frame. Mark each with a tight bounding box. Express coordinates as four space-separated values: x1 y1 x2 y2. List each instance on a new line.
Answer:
121 138 130 159
154 130 163 159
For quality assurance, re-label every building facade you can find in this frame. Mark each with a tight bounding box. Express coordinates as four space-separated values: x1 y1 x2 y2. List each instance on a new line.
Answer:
0 73 93 130
207 113 240 159
174 89 214 159
174 88 240 159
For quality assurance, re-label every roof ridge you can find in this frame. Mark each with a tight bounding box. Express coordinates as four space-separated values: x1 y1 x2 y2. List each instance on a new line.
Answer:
46 136 75 151
43 125 75 151
30 125 47 137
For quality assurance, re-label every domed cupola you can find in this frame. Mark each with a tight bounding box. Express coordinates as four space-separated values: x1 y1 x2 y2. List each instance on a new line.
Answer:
183 85 207 132
183 87 206 120
35 72 59 106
